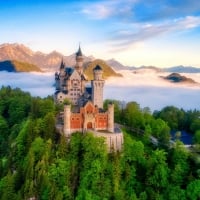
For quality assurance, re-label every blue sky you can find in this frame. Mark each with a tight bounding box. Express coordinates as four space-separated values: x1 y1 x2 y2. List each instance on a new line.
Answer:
1 0 200 67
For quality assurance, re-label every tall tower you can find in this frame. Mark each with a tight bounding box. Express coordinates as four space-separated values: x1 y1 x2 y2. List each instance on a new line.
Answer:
64 105 71 136
91 65 105 108
107 103 114 132
75 45 83 74
60 59 65 76
59 59 66 90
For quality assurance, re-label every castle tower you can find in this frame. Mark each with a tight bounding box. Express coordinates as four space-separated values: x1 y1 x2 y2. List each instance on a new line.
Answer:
59 59 66 90
55 72 60 90
75 45 83 74
60 59 65 75
91 65 105 108
64 105 71 136
107 103 114 132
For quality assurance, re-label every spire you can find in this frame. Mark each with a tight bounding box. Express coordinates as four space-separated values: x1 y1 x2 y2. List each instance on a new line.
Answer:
60 58 65 69
75 44 84 74
94 65 102 71
76 43 82 57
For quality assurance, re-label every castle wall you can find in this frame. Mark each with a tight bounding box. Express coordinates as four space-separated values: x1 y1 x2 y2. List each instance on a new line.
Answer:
64 105 71 136
93 131 124 152
95 113 108 130
107 104 114 132
70 113 82 129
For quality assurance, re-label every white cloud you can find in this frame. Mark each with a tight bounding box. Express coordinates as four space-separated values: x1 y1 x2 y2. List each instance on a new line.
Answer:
110 16 200 49
0 72 55 97
104 70 200 111
0 70 200 112
82 4 113 20
81 0 137 20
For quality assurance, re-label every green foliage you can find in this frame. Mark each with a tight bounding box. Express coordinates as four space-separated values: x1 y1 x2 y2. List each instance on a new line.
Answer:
0 86 31 127
31 96 55 118
154 106 200 133
0 172 17 200
0 86 200 200
191 118 200 133
0 115 9 156
194 130 200 144
154 106 185 130
186 180 200 200
104 99 122 122
124 101 145 129
168 141 190 188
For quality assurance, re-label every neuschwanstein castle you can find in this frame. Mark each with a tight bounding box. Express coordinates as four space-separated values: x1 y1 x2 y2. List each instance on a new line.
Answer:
55 46 123 151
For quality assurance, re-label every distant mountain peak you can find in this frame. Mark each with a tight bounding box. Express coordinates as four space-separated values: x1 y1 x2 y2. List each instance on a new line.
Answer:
106 58 134 71
164 65 200 73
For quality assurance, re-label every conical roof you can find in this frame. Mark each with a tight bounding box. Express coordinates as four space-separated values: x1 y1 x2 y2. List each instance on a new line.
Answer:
93 65 102 71
76 45 82 56
60 58 65 69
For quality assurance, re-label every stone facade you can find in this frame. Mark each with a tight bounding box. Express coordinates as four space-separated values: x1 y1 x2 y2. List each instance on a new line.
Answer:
55 46 123 151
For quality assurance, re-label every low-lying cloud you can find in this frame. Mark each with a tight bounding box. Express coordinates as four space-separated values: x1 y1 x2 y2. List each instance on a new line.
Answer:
0 71 55 97
0 70 200 112
105 70 200 111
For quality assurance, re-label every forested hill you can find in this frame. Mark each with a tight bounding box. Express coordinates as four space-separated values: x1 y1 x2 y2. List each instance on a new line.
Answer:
84 59 122 80
1 86 200 200
0 60 42 72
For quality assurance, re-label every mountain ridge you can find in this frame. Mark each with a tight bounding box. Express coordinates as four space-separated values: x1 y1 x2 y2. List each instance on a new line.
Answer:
0 43 200 73
0 43 94 72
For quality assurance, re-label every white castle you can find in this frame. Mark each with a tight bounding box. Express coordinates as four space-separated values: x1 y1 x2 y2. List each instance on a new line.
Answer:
55 46 123 151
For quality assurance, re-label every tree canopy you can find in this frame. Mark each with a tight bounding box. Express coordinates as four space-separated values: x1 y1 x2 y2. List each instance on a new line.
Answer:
0 87 200 200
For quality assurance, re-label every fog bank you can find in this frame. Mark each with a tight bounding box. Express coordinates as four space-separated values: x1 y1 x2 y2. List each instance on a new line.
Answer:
0 70 200 111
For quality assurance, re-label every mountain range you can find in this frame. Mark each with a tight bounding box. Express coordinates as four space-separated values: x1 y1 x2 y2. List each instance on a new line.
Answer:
0 43 200 74
0 43 93 72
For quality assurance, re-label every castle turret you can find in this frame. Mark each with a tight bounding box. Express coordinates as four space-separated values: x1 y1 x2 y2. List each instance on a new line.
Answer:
75 45 83 74
107 103 114 132
55 72 60 90
59 59 66 90
64 105 71 136
60 59 65 75
91 65 105 108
